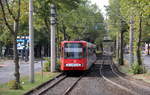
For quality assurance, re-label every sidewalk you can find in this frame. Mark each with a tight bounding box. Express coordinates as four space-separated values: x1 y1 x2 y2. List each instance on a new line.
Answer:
143 55 150 71
0 59 43 84
124 54 150 72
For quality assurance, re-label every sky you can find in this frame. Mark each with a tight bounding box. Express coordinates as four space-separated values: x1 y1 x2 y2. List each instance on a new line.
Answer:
90 0 109 17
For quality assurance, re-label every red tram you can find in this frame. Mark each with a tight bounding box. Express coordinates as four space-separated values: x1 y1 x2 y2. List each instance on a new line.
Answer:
60 41 96 71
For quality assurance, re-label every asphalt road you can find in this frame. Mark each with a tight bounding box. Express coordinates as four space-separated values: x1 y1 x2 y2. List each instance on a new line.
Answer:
0 60 43 84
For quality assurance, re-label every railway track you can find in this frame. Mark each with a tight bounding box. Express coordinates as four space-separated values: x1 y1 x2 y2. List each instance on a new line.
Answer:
41 75 84 95
24 73 84 95
112 63 150 90
24 73 66 95
24 55 150 95
62 76 82 95
99 56 150 95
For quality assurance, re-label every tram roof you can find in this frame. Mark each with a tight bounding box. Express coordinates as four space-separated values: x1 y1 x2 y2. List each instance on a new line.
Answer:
62 41 87 43
61 41 96 48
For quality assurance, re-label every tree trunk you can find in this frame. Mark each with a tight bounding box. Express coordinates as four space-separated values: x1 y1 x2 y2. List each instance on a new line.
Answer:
120 30 124 65
148 43 150 55
0 42 2 57
12 34 20 88
0 0 21 88
13 20 21 88
137 16 142 65
100 43 103 54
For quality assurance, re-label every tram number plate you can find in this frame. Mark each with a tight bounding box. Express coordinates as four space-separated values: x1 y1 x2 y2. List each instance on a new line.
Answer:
65 63 81 67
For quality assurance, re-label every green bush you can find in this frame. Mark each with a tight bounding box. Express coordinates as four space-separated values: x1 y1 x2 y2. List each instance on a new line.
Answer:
131 63 146 74
7 80 22 89
56 59 61 71
43 58 61 72
43 58 51 72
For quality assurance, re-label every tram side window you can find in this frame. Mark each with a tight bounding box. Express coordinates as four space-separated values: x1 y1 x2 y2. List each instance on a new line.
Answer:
83 47 87 57
61 47 63 57
92 48 94 55
88 48 90 56
88 48 92 56
89 48 95 56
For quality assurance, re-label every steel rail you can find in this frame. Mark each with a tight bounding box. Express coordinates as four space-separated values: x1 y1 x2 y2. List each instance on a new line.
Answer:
38 75 67 95
110 61 150 92
99 56 139 95
23 73 65 95
63 76 82 95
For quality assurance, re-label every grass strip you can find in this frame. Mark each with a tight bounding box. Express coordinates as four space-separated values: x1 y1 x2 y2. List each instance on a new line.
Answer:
0 72 59 95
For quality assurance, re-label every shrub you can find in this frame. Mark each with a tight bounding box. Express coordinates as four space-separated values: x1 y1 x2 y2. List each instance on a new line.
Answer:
56 59 61 71
7 80 22 89
43 58 51 72
43 58 61 72
131 63 147 74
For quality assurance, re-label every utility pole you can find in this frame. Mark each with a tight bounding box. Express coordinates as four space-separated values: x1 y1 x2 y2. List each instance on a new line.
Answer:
50 4 56 72
129 16 134 65
29 0 34 83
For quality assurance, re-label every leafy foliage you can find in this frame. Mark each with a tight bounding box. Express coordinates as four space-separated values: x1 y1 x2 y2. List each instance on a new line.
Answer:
56 59 61 71
0 0 105 50
130 63 146 74
7 80 22 89
107 0 150 66
43 58 51 72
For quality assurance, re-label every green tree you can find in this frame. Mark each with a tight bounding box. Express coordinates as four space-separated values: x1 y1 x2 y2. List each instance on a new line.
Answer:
106 0 128 65
120 0 150 65
107 0 150 69
0 0 21 89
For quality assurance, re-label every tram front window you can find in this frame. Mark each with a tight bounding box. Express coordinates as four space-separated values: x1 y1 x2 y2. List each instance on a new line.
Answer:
64 43 83 59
